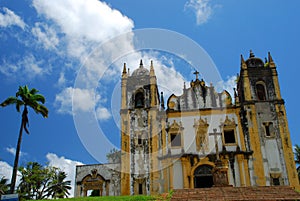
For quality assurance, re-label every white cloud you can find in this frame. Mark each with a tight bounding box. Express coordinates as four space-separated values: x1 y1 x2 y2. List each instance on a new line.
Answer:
215 75 237 98
0 161 21 187
0 161 12 180
55 87 96 114
32 0 134 77
5 147 27 157
0 7 26 29
0 54 48 79
31 22 59 50
32 0 138 117
55 87 112 121
46 153 83 198
96 107 111 121
184 0 213 25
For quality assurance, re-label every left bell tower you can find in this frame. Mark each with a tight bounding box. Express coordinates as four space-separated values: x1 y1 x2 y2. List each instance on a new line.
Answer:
120 60 161 195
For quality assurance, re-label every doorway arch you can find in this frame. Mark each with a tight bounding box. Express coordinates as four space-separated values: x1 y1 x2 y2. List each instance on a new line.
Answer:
193 165 214 188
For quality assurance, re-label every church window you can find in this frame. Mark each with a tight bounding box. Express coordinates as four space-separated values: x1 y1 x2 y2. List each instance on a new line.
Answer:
263 122 275 137
256 83 267 101
170 133 181 147
135 92 144 108
221 116 237 145
138 137 142 145
224 130 235 144
168 120 184 148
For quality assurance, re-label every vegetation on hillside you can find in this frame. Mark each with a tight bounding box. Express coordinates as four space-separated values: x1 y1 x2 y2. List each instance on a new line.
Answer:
18 162 71 200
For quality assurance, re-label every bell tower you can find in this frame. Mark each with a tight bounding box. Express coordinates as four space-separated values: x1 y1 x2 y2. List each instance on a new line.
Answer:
237 51 298 187
120 60 162 195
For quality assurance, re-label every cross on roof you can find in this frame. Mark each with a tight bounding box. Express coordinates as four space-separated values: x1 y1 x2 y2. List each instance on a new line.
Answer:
193 70 200 80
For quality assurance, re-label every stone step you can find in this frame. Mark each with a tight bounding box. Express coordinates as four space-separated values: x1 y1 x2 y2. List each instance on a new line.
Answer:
171 186 300 201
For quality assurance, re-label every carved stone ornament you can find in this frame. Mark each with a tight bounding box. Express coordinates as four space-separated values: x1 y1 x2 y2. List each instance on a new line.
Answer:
194 118 209 152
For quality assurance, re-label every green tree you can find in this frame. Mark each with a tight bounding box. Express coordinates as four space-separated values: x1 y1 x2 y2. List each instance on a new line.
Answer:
294 144 300 180
0 86 48 193
18 162 53 200
46 170 71 199
0 176 9 195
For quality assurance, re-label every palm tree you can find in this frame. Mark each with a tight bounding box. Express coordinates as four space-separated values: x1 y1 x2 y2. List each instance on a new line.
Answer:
46 171 71 199
294 144 300 180
0 86 48 193
0 177 9 195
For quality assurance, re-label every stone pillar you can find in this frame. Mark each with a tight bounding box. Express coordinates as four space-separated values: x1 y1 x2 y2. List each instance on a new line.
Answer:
237 154 245 186
181 157 190 188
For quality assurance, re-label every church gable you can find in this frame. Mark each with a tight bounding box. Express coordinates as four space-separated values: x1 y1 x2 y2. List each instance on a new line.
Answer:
166 75 233 111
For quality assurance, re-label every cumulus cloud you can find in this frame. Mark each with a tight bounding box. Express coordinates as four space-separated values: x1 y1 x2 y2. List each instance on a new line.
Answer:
55 87 97 114
6 147 27 157
46 153 83 197
31 22 59 50
54 87 111 120
0 161 20 186
0 7 26 29
215 75 237 97
0 161 12 179
184 0 214 25
0 54 49 79
96 107 111 121
32 0 138 118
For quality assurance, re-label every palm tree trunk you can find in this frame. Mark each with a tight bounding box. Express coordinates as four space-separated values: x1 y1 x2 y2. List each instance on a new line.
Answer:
10 110 25 194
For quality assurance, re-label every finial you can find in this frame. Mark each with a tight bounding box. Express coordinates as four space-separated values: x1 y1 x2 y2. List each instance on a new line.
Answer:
193 70 200 80
122 63 127 74
139 59 143 68
268 52 274 63
160 91 165 109
249 50 255 58
150 60 155 76
240 54 247 69
241 54 245 63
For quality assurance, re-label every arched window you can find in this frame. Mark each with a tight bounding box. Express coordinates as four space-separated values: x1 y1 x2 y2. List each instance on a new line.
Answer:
256 83 267 101
135 92 144 108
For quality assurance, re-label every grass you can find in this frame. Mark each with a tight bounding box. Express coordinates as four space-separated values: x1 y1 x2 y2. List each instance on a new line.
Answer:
32 195 154 201
31 193 173 201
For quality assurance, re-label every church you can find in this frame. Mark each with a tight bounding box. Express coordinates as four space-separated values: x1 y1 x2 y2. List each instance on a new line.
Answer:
74 51 299 197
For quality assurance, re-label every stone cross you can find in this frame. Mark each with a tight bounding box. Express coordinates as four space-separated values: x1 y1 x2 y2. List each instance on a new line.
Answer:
193 70 200 80
209 128 222 160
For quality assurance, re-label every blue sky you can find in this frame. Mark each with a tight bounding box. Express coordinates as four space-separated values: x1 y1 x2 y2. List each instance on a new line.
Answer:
1 0 300 195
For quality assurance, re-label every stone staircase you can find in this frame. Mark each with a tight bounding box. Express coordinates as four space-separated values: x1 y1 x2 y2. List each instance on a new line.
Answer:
171 186 300 201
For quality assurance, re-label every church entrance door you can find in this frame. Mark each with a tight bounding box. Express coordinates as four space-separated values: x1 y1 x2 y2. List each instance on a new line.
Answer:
194 165 213 188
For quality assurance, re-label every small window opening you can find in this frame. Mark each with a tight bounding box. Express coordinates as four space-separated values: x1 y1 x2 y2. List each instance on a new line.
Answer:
224 130 235 144
138 137 142 145
256 84 266 101
170 133 181 147
264 122 274 137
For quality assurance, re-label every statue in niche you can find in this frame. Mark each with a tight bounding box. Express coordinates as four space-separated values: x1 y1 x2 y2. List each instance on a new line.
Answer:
194 118 209 152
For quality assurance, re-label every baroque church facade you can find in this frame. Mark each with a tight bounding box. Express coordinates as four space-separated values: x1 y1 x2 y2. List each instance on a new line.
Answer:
74 51 299 197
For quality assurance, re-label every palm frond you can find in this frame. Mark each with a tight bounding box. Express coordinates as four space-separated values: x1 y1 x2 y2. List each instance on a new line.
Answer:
29 88 39 95
31 94 46 104
0 97 22 108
